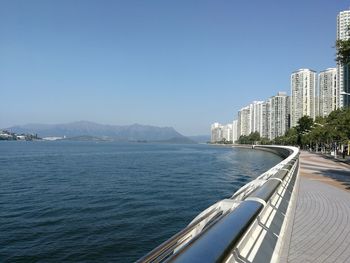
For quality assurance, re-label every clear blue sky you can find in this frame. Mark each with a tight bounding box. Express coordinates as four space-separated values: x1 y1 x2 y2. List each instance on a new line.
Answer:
0 0 348 135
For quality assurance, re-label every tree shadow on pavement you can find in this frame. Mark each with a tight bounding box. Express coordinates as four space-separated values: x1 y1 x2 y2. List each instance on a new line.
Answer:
315 153 350 165
315 169 350 190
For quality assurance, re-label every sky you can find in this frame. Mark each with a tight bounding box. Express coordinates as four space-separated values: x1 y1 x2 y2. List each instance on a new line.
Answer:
0 0 349 135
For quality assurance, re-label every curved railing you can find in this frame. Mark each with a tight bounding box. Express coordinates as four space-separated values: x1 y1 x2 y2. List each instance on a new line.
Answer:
137 145 300 263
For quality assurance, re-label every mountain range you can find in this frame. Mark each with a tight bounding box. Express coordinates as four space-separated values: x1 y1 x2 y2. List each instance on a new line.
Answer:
6 121 195 143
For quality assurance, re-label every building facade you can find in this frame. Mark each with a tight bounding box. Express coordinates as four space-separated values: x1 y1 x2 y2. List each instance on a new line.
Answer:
210 122 234 143
291 69 317 127
319 68 337 117
261 100 271 139
337 10 350 108
211 122 223 143
222 124 233 142
237 106 251 137
250 101 265 136
269 92 290 139
232 120 238 143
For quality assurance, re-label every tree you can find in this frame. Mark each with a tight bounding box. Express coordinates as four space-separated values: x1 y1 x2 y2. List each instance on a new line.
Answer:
260 137 271 145
250 131 260 142
327 108 350 144
283 128 298 145
237 135 249 144
294 116 314 148
336 39 350 65
266 109 350 151
296 116 314 134
336 24 350 65
237 132 261 144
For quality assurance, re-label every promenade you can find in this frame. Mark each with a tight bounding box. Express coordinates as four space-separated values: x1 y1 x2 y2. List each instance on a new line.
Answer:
283 151 350 263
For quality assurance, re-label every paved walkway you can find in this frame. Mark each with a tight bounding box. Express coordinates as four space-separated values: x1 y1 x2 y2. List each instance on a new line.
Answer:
285 151 350 263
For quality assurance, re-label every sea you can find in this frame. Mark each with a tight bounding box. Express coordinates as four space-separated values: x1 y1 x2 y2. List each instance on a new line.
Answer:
0 141 282 262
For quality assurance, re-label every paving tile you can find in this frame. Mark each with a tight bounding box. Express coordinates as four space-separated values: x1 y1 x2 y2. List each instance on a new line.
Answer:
286 152 350 263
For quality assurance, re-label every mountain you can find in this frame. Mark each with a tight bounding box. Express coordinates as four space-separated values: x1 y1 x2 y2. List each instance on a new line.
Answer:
6 121 190 142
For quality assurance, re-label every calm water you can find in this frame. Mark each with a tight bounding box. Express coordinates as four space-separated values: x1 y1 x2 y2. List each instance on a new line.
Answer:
0 141 282 262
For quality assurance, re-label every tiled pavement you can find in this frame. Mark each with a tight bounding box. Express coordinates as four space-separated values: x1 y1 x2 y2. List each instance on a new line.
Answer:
285 151 350 263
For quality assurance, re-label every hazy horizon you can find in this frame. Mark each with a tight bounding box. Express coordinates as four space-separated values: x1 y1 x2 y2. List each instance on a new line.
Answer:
1 1 348 135
2 120 210 136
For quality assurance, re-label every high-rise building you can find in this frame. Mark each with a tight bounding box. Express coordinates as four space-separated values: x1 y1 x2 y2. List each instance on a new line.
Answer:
211 122 223 143
232 120 238 143
269 92 290 139
210 122 234 143
261 100 271 139
319 68 337 117
222 124 233 142
290 69 317 127
337 10 350 108
237 101 268 139
237 106 251 137
250 101 265 136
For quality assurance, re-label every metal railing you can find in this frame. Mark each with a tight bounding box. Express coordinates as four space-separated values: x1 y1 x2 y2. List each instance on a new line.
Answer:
137 145 300 263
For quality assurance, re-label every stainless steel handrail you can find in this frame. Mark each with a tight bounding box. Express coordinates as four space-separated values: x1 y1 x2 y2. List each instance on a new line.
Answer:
168 201 264 263
136 208 218 263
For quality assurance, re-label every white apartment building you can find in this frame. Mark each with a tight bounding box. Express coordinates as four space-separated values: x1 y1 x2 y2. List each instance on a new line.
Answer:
222 123 233 142
290 69 317 127
210 122 234 143
337 10 350 108
319 68 337 117
250 101 265 136
211 122 223 143
237 106 251 137
237 101 268 139
234 92 289 141
261 100 271 139
269 92 290 139
232 120 238 143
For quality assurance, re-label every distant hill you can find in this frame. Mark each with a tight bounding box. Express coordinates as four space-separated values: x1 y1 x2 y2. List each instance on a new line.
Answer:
6 121 191 142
